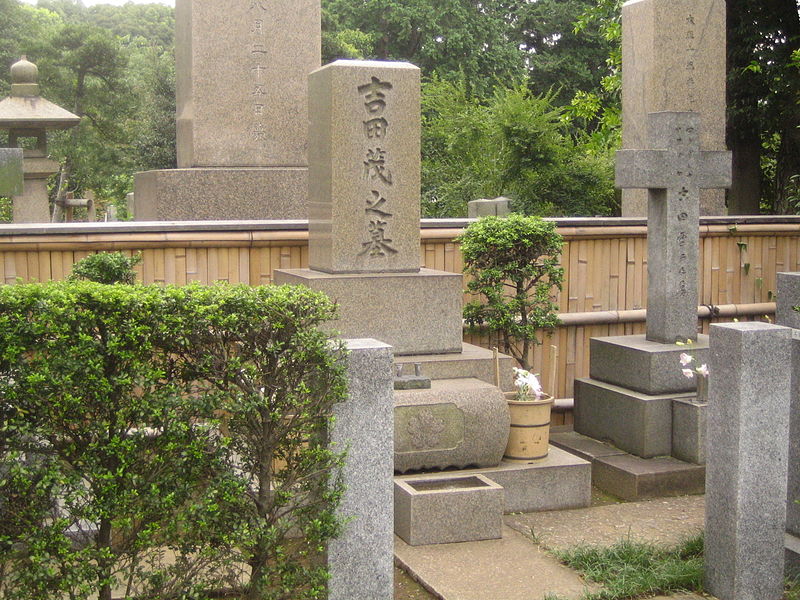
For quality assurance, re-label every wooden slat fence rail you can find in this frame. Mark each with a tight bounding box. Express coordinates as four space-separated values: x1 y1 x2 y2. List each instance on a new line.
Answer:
0 216 797 402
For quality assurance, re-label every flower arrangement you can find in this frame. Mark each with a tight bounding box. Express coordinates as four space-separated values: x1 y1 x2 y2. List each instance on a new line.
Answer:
512 367 547 401
676 340 709 379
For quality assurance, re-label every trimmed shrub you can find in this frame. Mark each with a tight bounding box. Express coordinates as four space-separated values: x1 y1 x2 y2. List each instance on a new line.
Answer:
0 281 347 600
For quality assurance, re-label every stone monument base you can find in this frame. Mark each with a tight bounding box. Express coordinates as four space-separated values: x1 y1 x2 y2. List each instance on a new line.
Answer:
574 378 695 458
273 267 463 355
590 334 709 395
133 167 308 221
394 378 510 473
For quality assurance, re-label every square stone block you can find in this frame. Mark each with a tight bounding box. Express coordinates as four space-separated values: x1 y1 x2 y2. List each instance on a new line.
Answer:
590 334 709 395
672 398 706 465
273 267 463 355
574 377 695 458
394 474 503 545
133 168 307 221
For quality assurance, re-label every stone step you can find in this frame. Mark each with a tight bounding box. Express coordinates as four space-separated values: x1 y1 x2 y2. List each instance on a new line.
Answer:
395 445 591 514
395 343 516 391
551 431 705 501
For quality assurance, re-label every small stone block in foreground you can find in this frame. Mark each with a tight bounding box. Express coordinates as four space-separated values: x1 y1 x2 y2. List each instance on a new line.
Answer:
394 474 503 546
592 454 705 501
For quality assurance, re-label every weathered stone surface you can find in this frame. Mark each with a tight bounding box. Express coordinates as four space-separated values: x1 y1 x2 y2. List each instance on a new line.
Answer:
394 378 509 473
132 168 307 221
590 334 709 395
574 377 695 458
705 322 792 600
0 147 23 196
329 339 393 600
671 398 706 465
307 60 421 274
620 0 727 216
616 112 731 343
175 0 319 168
394 474 503 546
273 267 462 355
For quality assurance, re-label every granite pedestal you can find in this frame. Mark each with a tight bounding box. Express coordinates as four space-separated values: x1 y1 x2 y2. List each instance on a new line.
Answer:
273 267 462 355
133 168 307 221
394 378 510 473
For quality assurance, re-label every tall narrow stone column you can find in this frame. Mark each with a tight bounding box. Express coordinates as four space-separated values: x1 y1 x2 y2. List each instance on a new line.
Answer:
328 339 394 600
705 322 792 600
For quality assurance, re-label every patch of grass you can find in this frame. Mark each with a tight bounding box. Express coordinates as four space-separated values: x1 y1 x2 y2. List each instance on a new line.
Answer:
786 575 800 600
552 534 704 600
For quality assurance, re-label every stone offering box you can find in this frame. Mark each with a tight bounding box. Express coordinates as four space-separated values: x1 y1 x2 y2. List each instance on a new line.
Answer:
394 474 503 546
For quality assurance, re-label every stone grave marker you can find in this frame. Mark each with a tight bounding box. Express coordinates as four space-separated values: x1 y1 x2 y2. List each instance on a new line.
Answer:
616 111 731 344
275 60 463 355
620 0 727 216
705 322 792 600
0 148 23 196
134 0 320 220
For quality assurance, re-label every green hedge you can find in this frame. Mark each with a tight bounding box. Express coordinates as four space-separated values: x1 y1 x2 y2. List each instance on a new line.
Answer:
0 281 347 600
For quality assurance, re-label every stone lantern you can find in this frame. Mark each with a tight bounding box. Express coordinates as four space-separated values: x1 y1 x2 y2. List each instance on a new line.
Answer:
0 56 80 222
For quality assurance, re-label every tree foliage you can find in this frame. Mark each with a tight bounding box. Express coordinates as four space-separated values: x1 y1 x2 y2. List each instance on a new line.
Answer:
459 214 564 370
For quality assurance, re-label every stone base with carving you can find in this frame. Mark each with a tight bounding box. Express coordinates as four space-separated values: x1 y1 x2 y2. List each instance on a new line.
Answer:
133 167 307 221
394 378 509 473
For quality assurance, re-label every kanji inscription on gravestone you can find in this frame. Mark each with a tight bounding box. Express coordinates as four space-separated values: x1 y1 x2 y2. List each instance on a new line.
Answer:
0 148 23 196
616 112 731 344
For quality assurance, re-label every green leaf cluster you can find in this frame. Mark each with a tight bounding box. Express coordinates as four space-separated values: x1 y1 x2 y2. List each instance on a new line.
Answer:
67 251 142 285
0 281 347 599
459 214 564 370
422 78 616 217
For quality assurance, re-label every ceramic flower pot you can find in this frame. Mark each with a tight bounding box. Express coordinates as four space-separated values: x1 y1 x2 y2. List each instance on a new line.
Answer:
503 393 554 462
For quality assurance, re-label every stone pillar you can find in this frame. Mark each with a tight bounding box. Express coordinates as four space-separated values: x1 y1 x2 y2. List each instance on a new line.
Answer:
776 273 800 574
705 322 792 600
328 339 394 600
620 0 727 216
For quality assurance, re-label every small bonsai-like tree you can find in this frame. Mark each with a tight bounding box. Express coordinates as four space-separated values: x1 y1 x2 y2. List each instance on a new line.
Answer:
458 214 564 370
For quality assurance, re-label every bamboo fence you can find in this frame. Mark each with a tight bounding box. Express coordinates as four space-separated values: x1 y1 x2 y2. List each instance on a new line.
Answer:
0 217 797 414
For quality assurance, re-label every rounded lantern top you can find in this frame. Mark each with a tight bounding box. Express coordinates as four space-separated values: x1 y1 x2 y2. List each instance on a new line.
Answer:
11 56 38 85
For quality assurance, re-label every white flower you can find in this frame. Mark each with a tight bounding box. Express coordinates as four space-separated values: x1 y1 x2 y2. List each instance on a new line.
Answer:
512 367 545 399
696 364 709 377
682 368 695 379
679 353 693 366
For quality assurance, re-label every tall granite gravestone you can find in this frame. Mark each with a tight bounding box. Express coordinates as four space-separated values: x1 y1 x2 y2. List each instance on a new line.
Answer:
328 339 394 600
133 0 319 220
573 113 730 468
275 60 462 355
705 322 791 600
620 0 727 216
775 272 800 574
